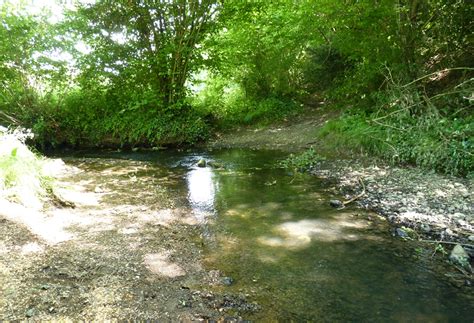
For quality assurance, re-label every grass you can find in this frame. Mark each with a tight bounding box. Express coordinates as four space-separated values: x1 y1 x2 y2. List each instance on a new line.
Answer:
317 93 473 177
0 128 51 208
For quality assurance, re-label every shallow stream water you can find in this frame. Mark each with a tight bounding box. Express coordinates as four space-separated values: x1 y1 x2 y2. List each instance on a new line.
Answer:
60 148 473 321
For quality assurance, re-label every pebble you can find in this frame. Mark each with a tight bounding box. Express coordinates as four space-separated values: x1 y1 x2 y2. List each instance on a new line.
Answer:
310 161 473 244
420 224 431 233
449 244 471 269
329 199 343 208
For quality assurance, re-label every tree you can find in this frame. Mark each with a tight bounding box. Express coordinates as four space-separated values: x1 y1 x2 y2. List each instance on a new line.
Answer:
67 0 219 107
0 2 71 126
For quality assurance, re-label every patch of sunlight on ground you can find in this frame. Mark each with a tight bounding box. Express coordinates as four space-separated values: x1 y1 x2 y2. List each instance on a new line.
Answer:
216 235 240 252
54 187 99 206
20 242 44 254
144 252 185 278
131 208 199 226
0 199 74 244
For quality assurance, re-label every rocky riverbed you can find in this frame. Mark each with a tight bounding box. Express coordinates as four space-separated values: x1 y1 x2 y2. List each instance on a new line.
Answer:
311 160 473 247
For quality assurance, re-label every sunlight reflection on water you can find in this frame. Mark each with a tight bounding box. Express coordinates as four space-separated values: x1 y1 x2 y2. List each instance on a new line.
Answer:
186 166 217 222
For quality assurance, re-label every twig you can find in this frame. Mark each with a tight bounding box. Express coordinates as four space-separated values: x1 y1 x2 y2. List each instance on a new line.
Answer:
402 67 474 88
453 264 472 277
419 240 474 248
342 178 366 206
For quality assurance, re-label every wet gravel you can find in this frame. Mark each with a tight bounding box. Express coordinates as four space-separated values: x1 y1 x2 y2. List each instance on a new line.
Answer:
311 161 473 244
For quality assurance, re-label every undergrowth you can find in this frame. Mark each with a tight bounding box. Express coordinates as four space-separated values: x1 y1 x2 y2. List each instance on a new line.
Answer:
318 76 473 176
0 127 51 208
279 147 326 172
193 76 301 128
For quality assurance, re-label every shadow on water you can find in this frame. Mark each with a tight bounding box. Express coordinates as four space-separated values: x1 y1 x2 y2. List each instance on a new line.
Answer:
57 149 473 322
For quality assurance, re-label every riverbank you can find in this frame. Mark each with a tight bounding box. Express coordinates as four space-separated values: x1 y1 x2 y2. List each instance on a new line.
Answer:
207 107 474 248
0 156 260 320
1 147 472 320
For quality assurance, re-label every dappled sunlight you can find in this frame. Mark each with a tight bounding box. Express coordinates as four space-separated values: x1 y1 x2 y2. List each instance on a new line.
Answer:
258 214 376 250
0 199 74 244
257 202 281 212
144 252 185 278
54 187 100 206
100 166 146 177
216 235 240 252
224 208 250 219
258 235 311 249
129 208 199 227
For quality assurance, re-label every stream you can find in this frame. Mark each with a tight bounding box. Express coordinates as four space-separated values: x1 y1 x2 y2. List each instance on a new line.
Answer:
57 148 472 321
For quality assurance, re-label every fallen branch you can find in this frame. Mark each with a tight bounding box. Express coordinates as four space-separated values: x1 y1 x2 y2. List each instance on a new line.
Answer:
419 240 474 249
453 264 472 277
342 178 366 206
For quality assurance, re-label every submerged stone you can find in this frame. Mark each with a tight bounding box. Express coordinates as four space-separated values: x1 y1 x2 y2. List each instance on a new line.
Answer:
420 223 431 233
208 161 224 169
395 227 409 239
221 276 234 286
197 159 206 167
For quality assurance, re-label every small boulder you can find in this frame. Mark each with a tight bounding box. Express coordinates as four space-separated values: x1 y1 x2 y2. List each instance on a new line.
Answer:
197 159 206 167
449 244 471 269
329 199 343 208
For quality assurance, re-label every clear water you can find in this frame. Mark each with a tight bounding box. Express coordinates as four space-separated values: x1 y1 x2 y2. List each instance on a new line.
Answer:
60 148 473 322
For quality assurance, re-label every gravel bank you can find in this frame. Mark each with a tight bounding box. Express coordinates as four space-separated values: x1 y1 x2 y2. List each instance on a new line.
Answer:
311 161 473 244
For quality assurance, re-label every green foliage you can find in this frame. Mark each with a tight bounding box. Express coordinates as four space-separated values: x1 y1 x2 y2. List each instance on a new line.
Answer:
434 244 448 256
318 78 474 176
0 128 51 207
193 75 300 127
0 0 471 179
279 148 326 172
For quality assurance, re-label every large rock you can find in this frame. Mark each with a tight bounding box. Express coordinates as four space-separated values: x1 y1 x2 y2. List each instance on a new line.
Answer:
449 244 471 269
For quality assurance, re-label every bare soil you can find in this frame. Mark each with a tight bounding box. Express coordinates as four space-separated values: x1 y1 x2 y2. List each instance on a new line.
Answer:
0 159 258 320
208 105 340 154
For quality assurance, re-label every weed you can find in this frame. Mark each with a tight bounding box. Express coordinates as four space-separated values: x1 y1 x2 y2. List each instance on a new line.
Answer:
279 147 326 172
